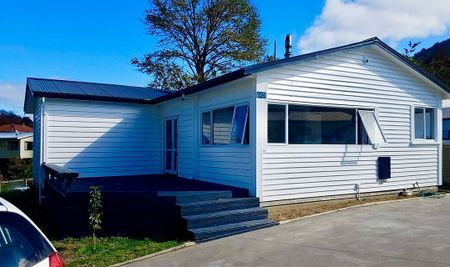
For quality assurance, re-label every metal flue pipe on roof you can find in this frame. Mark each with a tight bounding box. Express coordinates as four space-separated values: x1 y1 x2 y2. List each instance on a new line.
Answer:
284 34 292 59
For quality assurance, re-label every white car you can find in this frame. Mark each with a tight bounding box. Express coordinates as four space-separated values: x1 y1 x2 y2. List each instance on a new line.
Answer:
0 197 64 267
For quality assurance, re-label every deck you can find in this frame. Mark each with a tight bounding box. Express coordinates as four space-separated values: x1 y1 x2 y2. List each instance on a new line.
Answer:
59 174 248 197
43 174 258 239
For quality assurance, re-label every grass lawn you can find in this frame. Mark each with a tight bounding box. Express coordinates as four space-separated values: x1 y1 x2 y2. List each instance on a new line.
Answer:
1 190 183 266
53 237 181 267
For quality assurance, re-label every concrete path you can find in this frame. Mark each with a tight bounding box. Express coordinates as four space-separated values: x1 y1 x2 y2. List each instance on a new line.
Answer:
127 197 450 267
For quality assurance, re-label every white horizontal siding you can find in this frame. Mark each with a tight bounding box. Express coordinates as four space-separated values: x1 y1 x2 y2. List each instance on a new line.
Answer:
45 99 162 178
195 79 256 193
258 45 443 202
159 98 195 178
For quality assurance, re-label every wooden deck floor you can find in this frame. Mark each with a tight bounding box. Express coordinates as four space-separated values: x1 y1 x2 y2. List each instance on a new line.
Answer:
64 174 248 197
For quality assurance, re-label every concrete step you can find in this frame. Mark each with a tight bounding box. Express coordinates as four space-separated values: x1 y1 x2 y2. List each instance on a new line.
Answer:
179 197 260 216
158 190 233 203
190 219 278 242
185 207 268 229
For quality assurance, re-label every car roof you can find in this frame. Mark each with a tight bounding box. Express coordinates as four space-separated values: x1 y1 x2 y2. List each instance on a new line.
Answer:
0 197 21 213
0 197 56 251
0 201 7 212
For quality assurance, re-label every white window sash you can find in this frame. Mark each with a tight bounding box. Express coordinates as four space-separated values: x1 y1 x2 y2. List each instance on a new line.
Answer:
358 110 386 146
240 105 249 144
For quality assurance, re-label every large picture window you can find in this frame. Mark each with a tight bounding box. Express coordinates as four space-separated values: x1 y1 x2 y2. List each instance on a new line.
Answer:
268 104 385 145
414 107 435 140
201 104 249 146
289 106 356 144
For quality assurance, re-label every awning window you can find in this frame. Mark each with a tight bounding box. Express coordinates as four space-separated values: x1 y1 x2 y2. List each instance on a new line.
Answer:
358 110 386 146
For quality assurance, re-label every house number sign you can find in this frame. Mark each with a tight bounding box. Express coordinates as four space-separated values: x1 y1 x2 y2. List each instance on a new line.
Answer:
256 91 267 99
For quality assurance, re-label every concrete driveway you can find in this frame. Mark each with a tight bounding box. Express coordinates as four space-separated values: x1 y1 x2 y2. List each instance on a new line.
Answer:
127 196 450 267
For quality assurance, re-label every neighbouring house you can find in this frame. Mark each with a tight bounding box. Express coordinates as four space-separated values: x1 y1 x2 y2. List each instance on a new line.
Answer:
0 124 33 133
24 37 450 205
0 132 33 160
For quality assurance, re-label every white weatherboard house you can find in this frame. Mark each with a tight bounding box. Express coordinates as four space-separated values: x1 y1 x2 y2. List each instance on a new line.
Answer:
24 37 450 204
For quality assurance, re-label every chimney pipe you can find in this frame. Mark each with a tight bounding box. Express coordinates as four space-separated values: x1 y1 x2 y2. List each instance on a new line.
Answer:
273 40 277 59
284 34 292 59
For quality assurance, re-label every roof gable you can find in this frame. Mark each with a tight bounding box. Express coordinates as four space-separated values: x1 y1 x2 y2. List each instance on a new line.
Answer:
150 37 449 103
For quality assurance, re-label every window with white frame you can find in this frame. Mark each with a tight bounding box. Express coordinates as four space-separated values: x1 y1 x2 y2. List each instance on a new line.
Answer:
268 104 385 145
201 104 249 145
414 107 435 140
25 141 33 151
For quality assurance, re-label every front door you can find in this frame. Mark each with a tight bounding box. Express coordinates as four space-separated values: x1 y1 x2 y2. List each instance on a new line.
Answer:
164 116 178 174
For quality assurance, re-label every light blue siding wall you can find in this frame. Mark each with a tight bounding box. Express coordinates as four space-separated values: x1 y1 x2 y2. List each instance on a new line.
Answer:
44 99 163 177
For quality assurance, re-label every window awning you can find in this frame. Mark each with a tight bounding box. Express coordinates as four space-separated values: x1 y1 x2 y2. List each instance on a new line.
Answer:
358 110 386 146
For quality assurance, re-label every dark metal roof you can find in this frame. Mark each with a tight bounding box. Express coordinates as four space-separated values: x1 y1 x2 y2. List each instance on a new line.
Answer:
26 78 170 104
149 37 450 103
24 37 450 110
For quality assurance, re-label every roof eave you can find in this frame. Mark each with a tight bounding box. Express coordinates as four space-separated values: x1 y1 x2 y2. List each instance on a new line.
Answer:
31 91 155 104
149 68 249 104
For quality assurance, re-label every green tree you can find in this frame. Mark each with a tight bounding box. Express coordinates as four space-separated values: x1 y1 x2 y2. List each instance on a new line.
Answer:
132 0 267 90
7 157 32 180
88 186 103 248
404 41 421 58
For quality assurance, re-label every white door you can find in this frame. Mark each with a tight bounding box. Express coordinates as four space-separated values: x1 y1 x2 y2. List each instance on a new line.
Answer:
164 116 178 174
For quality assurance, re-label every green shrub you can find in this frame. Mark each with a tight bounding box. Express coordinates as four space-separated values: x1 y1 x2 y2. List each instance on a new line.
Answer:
7 156 32 180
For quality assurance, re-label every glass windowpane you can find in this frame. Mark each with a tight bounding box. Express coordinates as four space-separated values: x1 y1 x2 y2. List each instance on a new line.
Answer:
165 151 171 170
425 108 434 139
268 104 286 143
202 112 211 145
415 108 425 139
288 105 356 144
357 113 369 144
174 119 178 149
443 119 450 140
230 105 249 144
165 120 172 149
213 107 234 144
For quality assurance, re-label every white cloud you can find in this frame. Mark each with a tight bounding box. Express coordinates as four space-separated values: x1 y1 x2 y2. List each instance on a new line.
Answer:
0 83 26 115
298 0 450 53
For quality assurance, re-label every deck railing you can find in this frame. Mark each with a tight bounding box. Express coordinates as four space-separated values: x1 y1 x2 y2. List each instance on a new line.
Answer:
43 163 79 194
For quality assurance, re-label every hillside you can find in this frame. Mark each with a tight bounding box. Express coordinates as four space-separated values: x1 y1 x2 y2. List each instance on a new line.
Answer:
413 37 450 87
415 38 450 63
0 110 33 127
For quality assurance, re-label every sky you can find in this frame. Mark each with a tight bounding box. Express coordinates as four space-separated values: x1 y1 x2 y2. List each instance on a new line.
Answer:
1 0 450 115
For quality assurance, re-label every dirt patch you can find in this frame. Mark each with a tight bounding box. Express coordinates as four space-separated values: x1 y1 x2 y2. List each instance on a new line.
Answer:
268 194 416 222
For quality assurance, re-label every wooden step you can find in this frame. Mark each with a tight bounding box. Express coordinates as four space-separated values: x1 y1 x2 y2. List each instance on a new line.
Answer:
158 190 232 203
179 197 260 216
190 219 278 242
185 207 268 229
